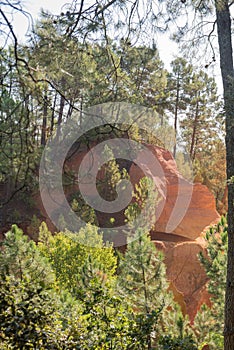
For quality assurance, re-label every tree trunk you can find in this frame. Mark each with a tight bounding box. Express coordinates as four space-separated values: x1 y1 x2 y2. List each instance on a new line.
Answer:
66 100 73 119
173 76 180 158
50 91 57 136
56 78 66 140
41 91 47 146
215 1 234 349
190 95 199 161
58 93 65 127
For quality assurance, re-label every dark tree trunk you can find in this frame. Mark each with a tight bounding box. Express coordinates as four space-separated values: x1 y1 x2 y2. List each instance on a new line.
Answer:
50 91 57 135
190 96 199 161
215 1 234 349
58 93 65 127
66 100 73 119
41 91 48 146
173 76 180 158
56 94 65 140
56 79 66 140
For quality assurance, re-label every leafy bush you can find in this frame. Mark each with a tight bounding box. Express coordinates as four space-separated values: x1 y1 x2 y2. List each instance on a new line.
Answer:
159 334 198 349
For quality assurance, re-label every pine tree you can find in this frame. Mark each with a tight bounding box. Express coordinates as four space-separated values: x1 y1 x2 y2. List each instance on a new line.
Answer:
180 69 221 161
193 216 227 349
118 177 179 348
167 57 194 157
0 225 61 348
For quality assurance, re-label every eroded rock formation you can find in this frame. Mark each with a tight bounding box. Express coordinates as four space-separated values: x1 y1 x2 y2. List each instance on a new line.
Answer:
16 141 220 321
129 144 219 321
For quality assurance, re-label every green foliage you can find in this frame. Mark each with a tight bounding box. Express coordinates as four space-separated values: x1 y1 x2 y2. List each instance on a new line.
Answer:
118 177 190 347
0 225 54 285
167 57 225 204
0 278 61 349
0 225 61 349
193 216 227 349
0 49 38 189
70 193 98 225
159 334 198 350
200 216 227 308
191 135 226 206
0 217 205 349
96 144 129 202
125 176 158 231
118 231 167 310
117 229 195 348
38 223 137 348
26 215 41 240
38 223 117 293
0 223 135 349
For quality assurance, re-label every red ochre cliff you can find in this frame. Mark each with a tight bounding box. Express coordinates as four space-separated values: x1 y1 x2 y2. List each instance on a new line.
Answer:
129 144 220 322
2 142 220 322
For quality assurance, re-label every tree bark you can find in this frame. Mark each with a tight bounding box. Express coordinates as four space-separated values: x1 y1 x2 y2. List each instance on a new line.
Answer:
215 1 234 349
50 91 57 136
41 91 48 146
173 75 180 158
56 78 66 140
190 95 199 161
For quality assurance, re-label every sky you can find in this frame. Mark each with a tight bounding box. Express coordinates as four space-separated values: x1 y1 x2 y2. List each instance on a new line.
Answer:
13 0 181 68
11 0 223 92
13 0 67 39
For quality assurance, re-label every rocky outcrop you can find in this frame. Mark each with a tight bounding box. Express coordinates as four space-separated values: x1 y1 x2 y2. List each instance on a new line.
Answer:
165 241 212 322
129 144 220 240
35 142 221 321
129 144 219 321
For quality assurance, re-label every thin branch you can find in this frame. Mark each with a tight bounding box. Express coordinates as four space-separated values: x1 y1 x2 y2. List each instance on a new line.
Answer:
95 0 119 16
207 19 217 62
66 0 85 37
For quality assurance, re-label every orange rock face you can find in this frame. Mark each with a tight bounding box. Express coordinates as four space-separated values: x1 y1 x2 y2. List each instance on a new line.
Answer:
165 241 212 322
129 144 219 321
129 144 220 240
